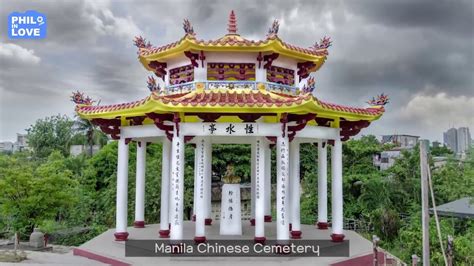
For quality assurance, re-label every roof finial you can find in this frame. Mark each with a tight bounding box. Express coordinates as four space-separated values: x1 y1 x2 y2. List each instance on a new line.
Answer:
227 10 238 34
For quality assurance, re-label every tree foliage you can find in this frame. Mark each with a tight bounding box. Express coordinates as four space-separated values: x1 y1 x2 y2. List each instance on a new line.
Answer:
26 115 74 158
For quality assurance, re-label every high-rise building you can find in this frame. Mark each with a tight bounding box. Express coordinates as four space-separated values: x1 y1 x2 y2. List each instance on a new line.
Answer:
457 127 472 154
443 128 458 153
443 127 472 155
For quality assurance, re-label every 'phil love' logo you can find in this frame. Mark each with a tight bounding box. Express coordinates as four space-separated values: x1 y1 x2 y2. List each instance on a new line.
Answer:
8 10 47 39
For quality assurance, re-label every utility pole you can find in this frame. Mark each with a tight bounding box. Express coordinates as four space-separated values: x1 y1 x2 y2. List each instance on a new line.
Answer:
372 235 380 266
420 143 430 265
447 235 453 266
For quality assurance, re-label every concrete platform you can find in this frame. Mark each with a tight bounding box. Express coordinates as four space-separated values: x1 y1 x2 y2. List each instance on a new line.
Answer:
73 221 378 266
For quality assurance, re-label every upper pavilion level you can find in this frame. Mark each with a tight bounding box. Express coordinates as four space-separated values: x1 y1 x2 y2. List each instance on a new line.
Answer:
134 10 330 95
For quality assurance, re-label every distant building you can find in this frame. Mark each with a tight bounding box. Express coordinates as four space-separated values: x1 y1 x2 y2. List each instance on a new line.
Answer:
432 141 441 148
457 127 472 154
373 148 405 170
0 133 29 153
70 145 101 156
0 141 14 153
381 134 419 148
443 127 472 155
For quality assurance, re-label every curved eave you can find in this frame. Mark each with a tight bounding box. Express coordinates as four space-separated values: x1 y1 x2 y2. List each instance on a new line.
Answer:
138 36 327 72
75 91 384 125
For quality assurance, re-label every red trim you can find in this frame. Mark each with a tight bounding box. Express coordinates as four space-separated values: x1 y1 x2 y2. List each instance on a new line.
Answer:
205 218 213 226
264 215 272 222
159 229 170 238
133 221 145 228
250 218 255 226
194 236 207 244
317 222 329 229
114 232 129 241
73 248 130 266
254 236 266 244
290 230 302 239
331 233 345 242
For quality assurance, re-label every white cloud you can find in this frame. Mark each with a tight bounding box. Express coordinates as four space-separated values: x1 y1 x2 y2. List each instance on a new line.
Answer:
0 43 40 64
83 0 142 41
399 92 474 130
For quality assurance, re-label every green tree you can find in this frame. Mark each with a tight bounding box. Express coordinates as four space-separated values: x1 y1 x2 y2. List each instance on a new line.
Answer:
0 151 79 235
26 115 74 158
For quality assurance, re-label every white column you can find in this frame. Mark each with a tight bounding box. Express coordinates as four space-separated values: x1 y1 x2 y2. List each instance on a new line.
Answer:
254 137 266 242
194 137 207 242
204 137 212 225
134 141 146 228
276 134 290 242
115 138 129 241
317 141 328 229
159 139 171 238
192 144 198 221
331 139 344 242
289 140 301 238
264 143 272 222
256 63 267 82
195 61 207 82
250 141 256 225
169 131 185 240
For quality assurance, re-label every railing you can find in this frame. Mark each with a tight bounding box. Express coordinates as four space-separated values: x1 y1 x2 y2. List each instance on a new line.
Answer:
165 80 299 95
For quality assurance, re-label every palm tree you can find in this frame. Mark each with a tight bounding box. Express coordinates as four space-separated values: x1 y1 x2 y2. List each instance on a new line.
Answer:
74 118 96 156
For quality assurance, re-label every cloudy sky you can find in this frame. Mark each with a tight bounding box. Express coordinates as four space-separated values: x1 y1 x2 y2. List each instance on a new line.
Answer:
1 0 473 142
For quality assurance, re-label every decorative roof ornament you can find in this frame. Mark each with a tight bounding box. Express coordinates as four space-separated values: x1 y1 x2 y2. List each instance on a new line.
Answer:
133 36 153 49
312 36 332 50
183 19 195 36
227 10 238 34
302 76 316 93
147 76 161 92
71 91 95 105
367 93 389 106
267 19 280 37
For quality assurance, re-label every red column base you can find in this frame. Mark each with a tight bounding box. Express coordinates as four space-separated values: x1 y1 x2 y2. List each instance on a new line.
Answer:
159 229 170 238
205 218 212 226
254 236 266 244
317 222 329 230
264 215 272 222
250 218 255 226
331 233 345 242
133 221 145 228
290 230 302 239
114 232 129 241
192 214 196 222
194 236 207 244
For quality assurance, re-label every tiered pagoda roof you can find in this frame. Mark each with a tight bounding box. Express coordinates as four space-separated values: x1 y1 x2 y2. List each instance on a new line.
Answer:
73 10 387 141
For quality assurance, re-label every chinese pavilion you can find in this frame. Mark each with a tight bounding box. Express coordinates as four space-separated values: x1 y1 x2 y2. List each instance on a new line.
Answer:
73 11 387 244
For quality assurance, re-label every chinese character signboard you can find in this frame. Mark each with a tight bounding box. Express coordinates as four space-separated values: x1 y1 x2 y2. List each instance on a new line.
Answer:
220 184 242 235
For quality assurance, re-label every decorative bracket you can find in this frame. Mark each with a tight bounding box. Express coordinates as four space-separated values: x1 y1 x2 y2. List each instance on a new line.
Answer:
184 51 200 68
126 116 146 126
263 53 279 69
148 61 167 81
257 52 263 69
280 113 288 137
91 118 121 140
297 61 316 80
